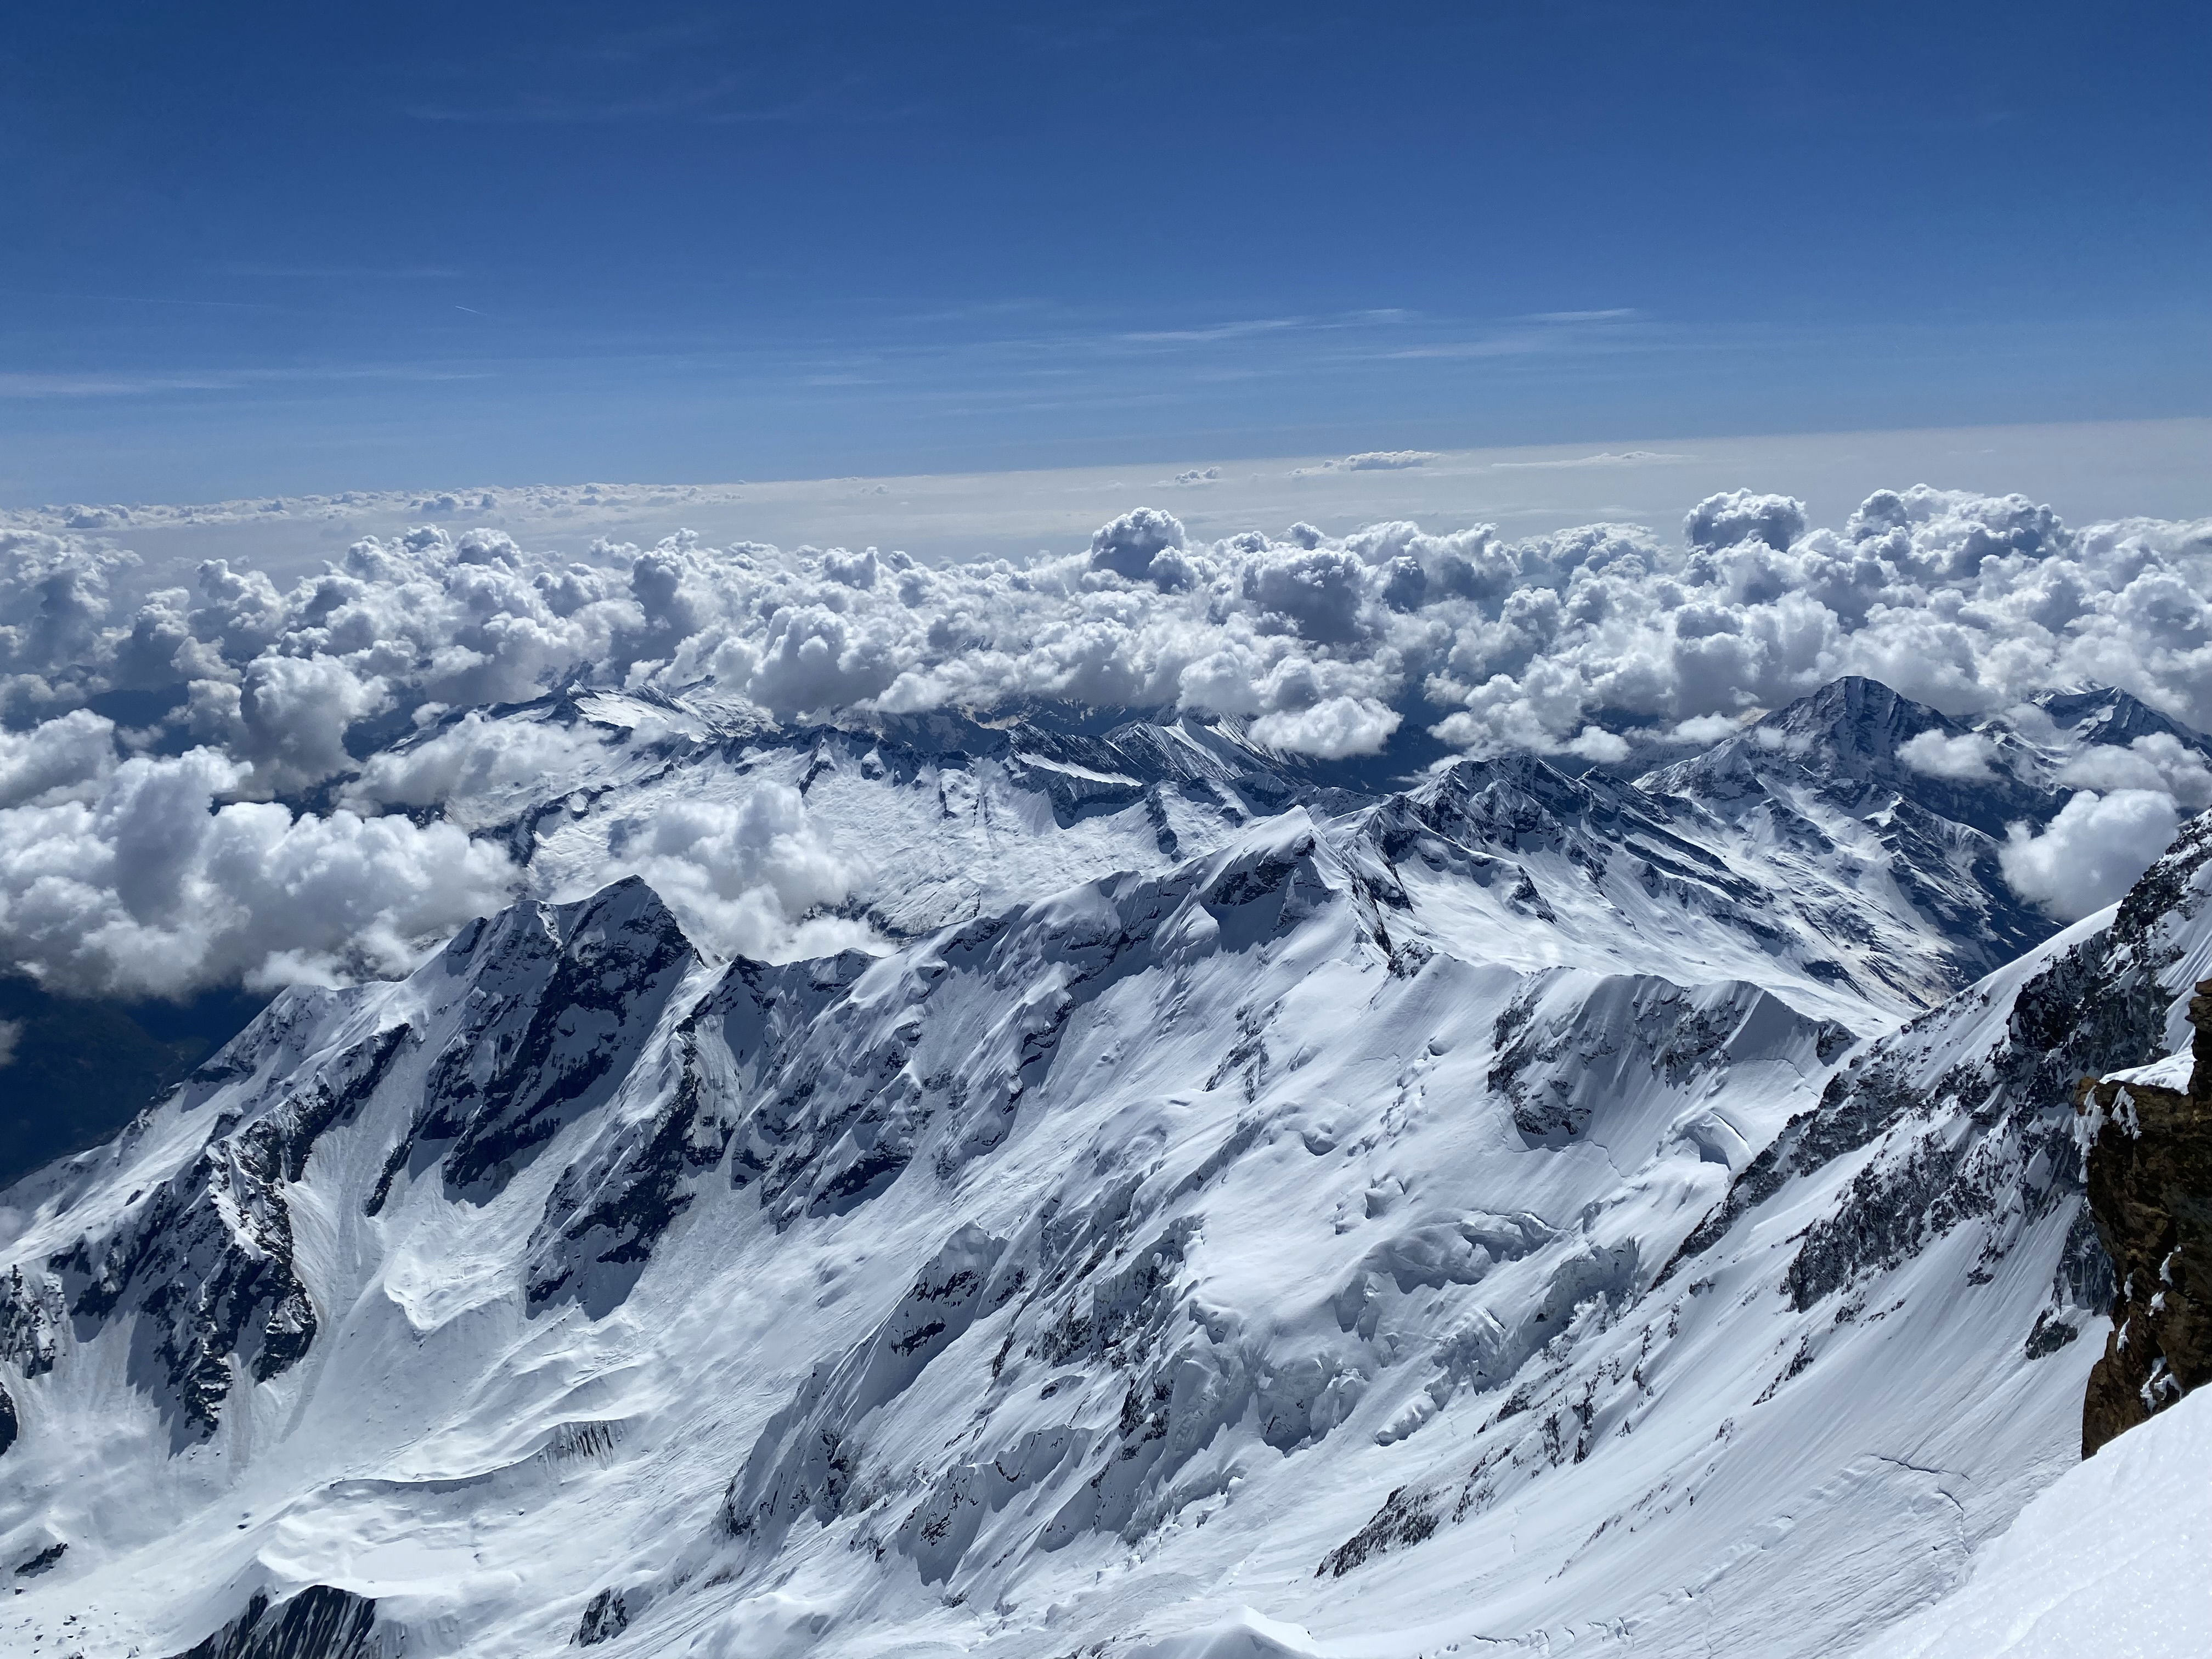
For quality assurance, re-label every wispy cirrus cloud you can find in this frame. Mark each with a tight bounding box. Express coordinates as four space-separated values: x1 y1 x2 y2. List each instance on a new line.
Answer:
1370 307 1656 362
0 371 263 399
216 262 470 281
0 365 494 400
1491 449 1691 470
1118 318 1309 345
1118 309 1410 346
1376 335 1555 361
0 287 266 312
1519 307 1643 324
405 64 920 127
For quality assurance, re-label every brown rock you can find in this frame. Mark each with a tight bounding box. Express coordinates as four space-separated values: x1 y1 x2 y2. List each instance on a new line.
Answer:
2077 978 2212 1457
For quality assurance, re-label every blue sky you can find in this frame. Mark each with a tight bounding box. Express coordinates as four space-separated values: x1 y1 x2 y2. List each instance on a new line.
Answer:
3 1 2206 504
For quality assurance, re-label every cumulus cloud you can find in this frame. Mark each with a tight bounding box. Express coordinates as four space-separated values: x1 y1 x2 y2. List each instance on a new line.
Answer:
1340 451 1437 471
821 546 881 589
341 711 616 825
1898 730 1997 781
2055 733 2212 810
1563 726 1631 764
1241 544 1368 644
1248 696 1401 760
2 478 2209 994
1088 507 1188 584
1999 789 2182 921
1684 490 1807 553
1666 713 1742 745
0 532 136 724
745 605 901 716
582 781 864 963
0 744 518 997
1414 488 2212 754
0 709 121 809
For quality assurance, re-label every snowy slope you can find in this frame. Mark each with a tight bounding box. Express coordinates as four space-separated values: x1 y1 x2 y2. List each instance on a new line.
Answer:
0 686 2208 1658
1850 1380 2212 1659
385 676 2158 1008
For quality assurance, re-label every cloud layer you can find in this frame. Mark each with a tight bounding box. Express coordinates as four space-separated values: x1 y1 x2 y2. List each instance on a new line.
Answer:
1999 789 2183 921
1 482 2208 992
0 726 517 997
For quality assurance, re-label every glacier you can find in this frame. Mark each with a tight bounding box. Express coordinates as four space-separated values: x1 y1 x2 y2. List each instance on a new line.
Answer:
2 674 2210 1658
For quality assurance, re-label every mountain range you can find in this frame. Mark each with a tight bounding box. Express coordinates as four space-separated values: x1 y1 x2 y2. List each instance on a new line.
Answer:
3 674 2209 1658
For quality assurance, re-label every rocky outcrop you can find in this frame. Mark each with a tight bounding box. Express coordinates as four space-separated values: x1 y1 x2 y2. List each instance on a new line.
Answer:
574 1587 631 1645
1487 972 1849 1147
2078 979 2212 1457
1670 809 2212 1348
162 1585 378 1659
368 877 695 1212
1639 676 2066 984
38 1014 410 1441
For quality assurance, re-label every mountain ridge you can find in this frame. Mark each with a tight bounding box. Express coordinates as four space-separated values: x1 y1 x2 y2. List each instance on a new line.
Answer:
1 674 2209 1657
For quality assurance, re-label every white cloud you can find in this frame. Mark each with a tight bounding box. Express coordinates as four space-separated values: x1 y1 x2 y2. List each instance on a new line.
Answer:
1248 696 1402 760
1340 451 1437 471
1564 726 1632 764
0 747 519 997
18 483 2211 777
0 709 119 809
1240 544 1368 644
0 1018 19 1070
1492 450 1686 471
745 605 901 716
2 479 2210 994
1684 489 1807 554
2055 734 2212 810
1999 789 2181 921
341 711 614 824
578 782 862 962
228 652 393 795
821 546 881 589
1522 308 1641 324
1667 712 1742 744
0 532 131 682
1898 729 1996 781
1088 506 1187 584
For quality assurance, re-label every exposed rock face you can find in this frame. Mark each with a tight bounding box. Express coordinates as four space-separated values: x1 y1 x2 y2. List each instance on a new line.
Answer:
163 1585 378 1659
573 1588 630 1646
2079 979 2212 1457
1638 675 2067 983
1664 811 2212 1344
373 876 696 1209
29 1006 411 1441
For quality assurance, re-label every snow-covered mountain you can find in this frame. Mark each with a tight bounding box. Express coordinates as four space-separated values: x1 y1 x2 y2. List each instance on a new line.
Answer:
3 673 2211 1658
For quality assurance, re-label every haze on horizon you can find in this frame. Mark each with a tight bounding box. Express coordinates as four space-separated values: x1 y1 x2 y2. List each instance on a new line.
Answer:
3 1 2207 507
